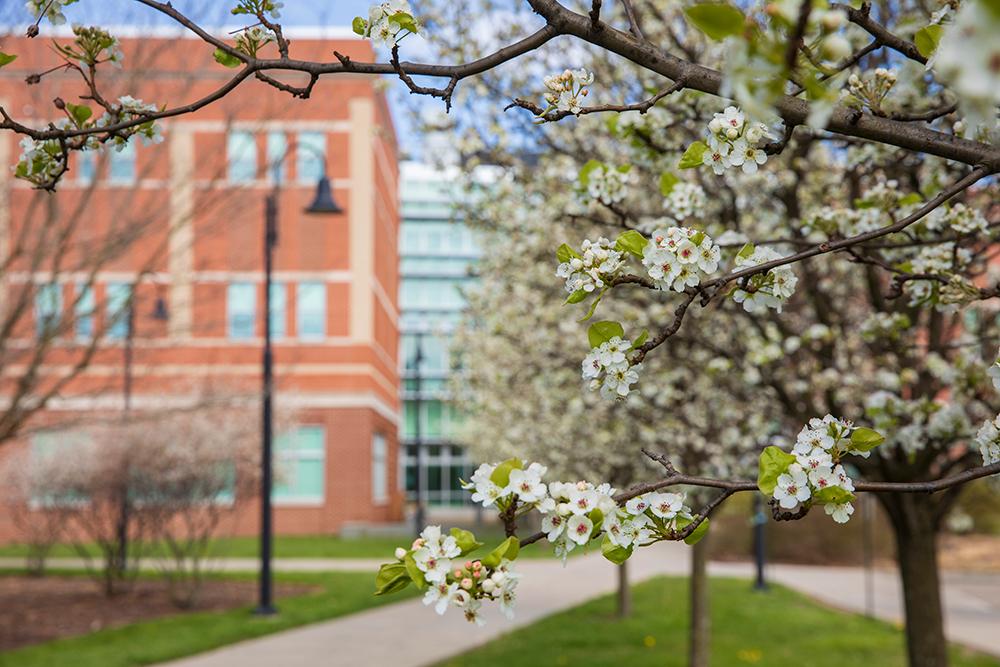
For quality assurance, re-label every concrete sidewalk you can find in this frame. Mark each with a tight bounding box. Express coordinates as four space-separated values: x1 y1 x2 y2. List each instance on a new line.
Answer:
147 546 1000 667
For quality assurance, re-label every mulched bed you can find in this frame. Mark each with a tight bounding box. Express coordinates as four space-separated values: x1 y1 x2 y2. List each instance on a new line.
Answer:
0 574 316 651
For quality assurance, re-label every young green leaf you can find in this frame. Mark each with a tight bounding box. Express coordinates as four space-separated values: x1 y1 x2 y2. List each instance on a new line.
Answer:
588 320 625 348
389 12 419 33
578 288 607 321
213 48 242 68
451 527 484 556
489 458 523 488
556 242 581 264
630 329 649 349
683 3 746 40
914 24 943 58
615 230 649 258
850 427 885 452
374 562 411 596
403 552 427 590
352 16 367 35
737 242 755 260
482 536 520 568
601 535 633 564
659 171 680 196
66 103 92 126
578 159 603 186
812 487 855 505
678 141 709 169
684 517 710 545
757 445 797 495
0 52 17 68
565 289 589 305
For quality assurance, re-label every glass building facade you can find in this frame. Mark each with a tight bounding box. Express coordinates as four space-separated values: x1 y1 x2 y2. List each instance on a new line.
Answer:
399 162 479 506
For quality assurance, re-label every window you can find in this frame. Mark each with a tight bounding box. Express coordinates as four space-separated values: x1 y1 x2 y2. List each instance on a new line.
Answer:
297 131 325 183
372 433 388 503
273 426 325 504
108 141 135 183
77 151 96 183
266 131 287 183
105 283 132 340
34 283 61 337
297 282 325 339
75 284 94 339
227 282 256 339
227 130 257 183
269 282 286 338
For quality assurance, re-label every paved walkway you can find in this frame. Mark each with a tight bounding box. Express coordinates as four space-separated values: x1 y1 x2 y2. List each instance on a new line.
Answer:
6 551 998 665
148 546 1000 667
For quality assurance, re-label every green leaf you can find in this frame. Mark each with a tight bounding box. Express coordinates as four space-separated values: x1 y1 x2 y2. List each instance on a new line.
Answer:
683 3 746 40
757 445 797 495
690 230 706 247
213 48 242 68
615 230 648 258
0 52 17 68
898 192 922 207
403 552 427 590
374 562 411 596
914 24 943 58
850 427 885 452
588 320 625 348
601 535 633 564
389 11 418 34
660 171 680 196
489 458 523 488
678 141 709 169
66 103 92 126
616 164 633 174
556 243 581 264
813 486 855 505
450 527 483 556
737 242 755 260
482 536 520 568
352 16 367 35
578 159 603 186
684 517 710 545
589 508 604 536
565 289 589 305
630 329 649 349
578 288 607 321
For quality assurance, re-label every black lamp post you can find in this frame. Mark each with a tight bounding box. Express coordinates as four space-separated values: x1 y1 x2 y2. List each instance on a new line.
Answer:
411 332 425 535
255 148 342 617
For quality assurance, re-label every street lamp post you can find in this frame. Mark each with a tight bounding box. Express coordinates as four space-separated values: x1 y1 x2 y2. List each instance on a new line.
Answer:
411 332 425 535
255 148 342 616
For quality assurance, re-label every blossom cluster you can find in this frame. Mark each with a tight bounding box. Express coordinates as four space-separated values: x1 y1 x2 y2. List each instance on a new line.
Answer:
731 245 798 313
845 68 897 114
762 416 883 523
642 227 721 292
702 107 771 175
934 0 1000 137
975 415 1000 466
384 525 520 626
925 203 989 236
353 1 417 48
555 237 624 296
582 336 641 399
662 182 707 222
27 0 75 25
577 162 634 206
541 68 594 116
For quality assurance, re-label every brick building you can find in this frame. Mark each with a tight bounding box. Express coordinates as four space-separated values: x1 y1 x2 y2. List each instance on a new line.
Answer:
0 27 404 541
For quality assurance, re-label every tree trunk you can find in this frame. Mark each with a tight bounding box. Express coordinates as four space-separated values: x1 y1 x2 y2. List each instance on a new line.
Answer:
616 560 631 618
891 496 949 667
689 534 710 667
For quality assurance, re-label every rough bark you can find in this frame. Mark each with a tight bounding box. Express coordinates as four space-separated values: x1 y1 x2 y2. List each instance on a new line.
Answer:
689 534 710 667
887 493 949 667
616 560 631 618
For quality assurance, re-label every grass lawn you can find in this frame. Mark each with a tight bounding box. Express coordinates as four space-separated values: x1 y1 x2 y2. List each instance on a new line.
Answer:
438 577 1000 667
0 570 416 667
0 530 564 561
